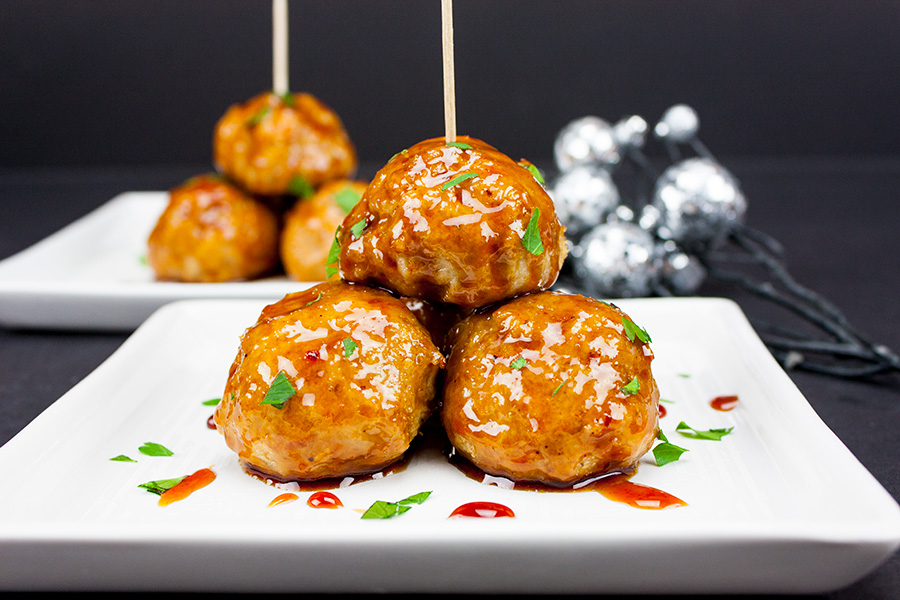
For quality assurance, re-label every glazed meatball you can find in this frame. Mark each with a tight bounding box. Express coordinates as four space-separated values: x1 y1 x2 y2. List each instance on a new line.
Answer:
336 136 567 308
280 179 367 281
147 174 279 282
214 280 445 481
441 291 659 485
213 91 357 196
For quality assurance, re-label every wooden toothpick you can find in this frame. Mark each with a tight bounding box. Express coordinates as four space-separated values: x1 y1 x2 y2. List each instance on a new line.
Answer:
272 0 289 96
441 0 457 144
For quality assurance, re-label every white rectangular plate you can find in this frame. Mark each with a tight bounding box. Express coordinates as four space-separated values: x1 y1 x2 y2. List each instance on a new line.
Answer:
0 192 310 330
0 297 897 593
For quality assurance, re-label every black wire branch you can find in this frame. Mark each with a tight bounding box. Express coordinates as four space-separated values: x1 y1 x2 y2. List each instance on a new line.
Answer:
700 226 900 378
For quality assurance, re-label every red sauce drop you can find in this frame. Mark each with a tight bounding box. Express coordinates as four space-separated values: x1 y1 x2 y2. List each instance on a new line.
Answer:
268 492 298 507
589 473 687 510
449 501 515 518
658 404 667 418
307 491 343 509
158 467 216 506
206 414 216 429
710 395 739 411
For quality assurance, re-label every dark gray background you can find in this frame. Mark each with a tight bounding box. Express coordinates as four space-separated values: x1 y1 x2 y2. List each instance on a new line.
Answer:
2 0 900 167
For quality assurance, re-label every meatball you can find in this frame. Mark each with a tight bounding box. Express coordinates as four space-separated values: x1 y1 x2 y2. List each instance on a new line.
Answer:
441 291 659 485
335 136 567 308
147 174 279 282
214 280 445 481
280 179 367 281
213 91 357 196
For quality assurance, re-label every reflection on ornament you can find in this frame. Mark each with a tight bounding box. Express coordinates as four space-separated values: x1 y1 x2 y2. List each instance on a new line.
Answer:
574 222 657 298
657 243 706 295
654 104 699 144
653 157 746 249
553 116 621 172
549 166 620 238
613 115 649 151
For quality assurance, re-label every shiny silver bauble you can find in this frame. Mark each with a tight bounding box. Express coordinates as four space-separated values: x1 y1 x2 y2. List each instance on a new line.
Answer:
652 157 746 248
656 241 707 295
612 115 649 150
549 166 620 238
574 221 658 298
654 104 700 143
554 116 621 172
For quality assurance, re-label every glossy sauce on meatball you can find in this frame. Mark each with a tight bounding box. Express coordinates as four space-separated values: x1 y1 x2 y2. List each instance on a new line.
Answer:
214 280 445 481
147 174 279 283
441 291 659 485
336 136 567 308
213 91 357 196
280 179 367 281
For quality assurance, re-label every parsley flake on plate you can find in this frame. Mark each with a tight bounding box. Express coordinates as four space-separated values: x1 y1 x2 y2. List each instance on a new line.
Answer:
138 442 173 457
138 476 186 496
652 429 689 466
675 421 734 441
361 491 432 519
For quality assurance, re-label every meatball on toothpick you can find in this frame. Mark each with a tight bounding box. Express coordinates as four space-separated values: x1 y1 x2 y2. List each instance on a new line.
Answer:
334 136 567 308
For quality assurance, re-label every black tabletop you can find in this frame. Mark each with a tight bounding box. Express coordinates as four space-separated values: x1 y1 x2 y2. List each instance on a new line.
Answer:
0 159 898 598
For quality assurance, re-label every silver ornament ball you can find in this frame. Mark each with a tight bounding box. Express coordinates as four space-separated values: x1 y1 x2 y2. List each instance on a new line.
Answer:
653 157 746 248
554 116 621 172
654 104 700 143
549 166 621 238
574 221 658 298
657 242 707 295
612 115 648 150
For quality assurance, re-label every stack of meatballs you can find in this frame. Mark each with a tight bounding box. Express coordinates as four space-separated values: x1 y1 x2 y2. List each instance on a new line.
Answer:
147 90 363 283
214 134 661 488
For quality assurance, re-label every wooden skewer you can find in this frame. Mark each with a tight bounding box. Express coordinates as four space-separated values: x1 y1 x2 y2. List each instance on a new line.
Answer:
441 0 457 143
272 0 289 96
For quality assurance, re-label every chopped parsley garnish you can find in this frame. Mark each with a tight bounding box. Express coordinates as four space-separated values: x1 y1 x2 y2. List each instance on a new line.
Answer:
288 175 314 199
139 442 174 457
390 149 408 161
652 429 689 466
349 219 367 239
278 91 296 106
110 454 137 463
304 291 323 307
325 227 341 278
510 356 527 370
522 209 544 255
334 187 361 213
361 491 431 519
622 317 652 344
246 105 271 127
552 379 567 396
675 421 734 441
138 476 186 496
518 161 545 185
441 172 478 190
201 398 220 406
343 338 358 358
620 377 640 395
447 141 472 150
260 371 297 409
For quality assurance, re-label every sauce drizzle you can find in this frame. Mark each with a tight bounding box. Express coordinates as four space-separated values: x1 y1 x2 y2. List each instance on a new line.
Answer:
307 491 343 509
449 501 515 518
710 395 739 411
158 467 216 506
268 492 299 507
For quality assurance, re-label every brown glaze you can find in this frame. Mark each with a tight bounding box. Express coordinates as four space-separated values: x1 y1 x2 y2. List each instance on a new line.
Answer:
214 280 445 481
213 91 357 196
441 291 659 486
336 136 567 308
281 179 368 281
147 174 280 282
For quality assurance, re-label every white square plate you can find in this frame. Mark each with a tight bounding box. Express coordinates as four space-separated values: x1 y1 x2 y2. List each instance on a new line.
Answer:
0 192 309 330
0 296 897 593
